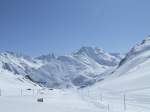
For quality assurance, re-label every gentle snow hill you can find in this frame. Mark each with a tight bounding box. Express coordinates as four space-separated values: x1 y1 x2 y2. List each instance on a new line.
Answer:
0 89 106 112
0 69 40 95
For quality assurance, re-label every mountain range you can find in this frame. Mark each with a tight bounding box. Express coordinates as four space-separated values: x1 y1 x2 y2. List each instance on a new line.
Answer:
1 36 150 90
0 46 124 89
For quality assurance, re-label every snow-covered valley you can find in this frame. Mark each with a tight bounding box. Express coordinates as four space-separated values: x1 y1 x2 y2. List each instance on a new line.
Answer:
0 37 150 112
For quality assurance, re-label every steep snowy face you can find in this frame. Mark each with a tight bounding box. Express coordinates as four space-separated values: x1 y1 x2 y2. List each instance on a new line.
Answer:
0 52 43 75
110 53 125 60
75 47 121 66
127 36 150 57
108 36 150 79
119 36 150 66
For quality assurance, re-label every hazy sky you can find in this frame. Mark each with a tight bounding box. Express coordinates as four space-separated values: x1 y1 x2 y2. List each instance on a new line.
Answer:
0 0 150 56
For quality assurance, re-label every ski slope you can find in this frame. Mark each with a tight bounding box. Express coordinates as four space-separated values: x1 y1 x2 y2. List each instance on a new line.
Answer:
0 89 107 112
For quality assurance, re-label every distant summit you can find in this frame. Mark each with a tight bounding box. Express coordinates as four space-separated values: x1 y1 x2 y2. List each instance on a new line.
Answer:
36 53 56 62
74 46 122 66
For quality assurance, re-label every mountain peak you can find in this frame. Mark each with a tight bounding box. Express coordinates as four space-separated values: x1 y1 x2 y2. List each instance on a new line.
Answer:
129 36 150 55
1 51 21 56
141 35 150 44
77 46 95 53
36 53 56 62
73 46 123 66
0 51 33 61
119 36 150 67
75 46 104 56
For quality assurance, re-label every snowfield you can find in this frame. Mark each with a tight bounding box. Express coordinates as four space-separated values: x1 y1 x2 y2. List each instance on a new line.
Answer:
0 70 101 112
0 69 105 112
0 89 106 112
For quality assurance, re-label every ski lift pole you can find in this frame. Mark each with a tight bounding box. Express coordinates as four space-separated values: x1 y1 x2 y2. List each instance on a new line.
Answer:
21 89 23 96
107 104 110 112
0 88 1 96
123 94 126 111
100 93 102 102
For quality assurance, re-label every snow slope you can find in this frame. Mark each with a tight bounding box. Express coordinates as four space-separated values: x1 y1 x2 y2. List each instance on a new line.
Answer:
0 89 107 112
99 36 150 90
0 69 40 91
0 69 106 112
0 64 105 112
79 37 150 112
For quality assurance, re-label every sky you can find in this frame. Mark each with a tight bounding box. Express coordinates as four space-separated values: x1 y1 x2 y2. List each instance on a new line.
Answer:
0 0 150 56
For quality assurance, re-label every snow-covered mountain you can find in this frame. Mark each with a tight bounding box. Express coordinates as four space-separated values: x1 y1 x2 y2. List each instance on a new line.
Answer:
1 37 150 112
0 52 43 89
92 36 150 92
78 37 150 112
28 47 123 88
0 51 44 75
36 53 56 62
74 47 122 66
0 47 123 88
